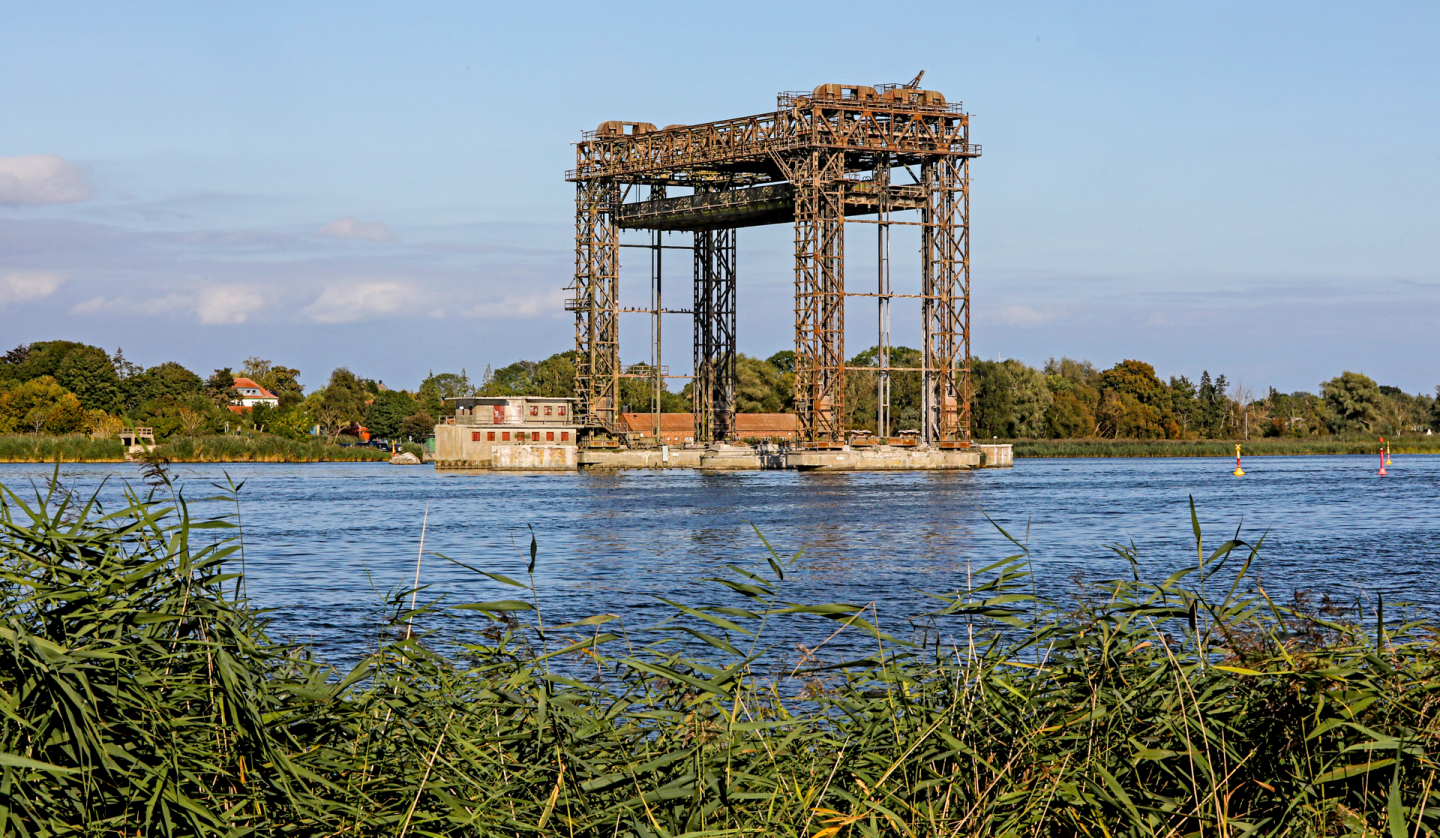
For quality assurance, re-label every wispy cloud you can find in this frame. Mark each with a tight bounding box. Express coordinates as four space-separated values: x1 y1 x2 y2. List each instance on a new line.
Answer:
303 281 411 323
460 288 567 319
0 156 92 205
316 217 394 242
0 271 66 303
990 304 1060 326
70 285 266 325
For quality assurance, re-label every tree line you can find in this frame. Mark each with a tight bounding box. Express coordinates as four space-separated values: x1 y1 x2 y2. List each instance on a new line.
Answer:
0 341 480 443
4 340 1433 443
474 348 1439 440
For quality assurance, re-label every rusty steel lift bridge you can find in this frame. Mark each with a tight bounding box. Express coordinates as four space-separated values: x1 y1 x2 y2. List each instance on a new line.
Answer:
565 75 979 448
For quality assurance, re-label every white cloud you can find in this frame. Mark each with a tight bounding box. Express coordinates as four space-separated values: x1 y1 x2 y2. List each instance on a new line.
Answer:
992 304 1060 326
69 296 111 315
194 286 266 324
0 271 66 303
461 289 567 319
316 217 394 242
68 285 265 324
0 155 92 205
303 281 410 323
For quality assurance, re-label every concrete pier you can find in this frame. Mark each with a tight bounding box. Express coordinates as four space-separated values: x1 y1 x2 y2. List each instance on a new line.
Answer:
784 446 982 471
440 442 1012 472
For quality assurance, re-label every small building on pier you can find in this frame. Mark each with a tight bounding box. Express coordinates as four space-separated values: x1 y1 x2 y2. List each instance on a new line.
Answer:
433 396 579 469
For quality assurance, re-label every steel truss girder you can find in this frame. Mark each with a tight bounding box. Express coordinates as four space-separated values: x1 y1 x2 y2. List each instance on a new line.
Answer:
692 226 737 443
573 179 621 432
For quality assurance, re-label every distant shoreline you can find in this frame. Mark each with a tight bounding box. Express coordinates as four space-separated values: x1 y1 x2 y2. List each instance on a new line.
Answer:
1009 437 1437 458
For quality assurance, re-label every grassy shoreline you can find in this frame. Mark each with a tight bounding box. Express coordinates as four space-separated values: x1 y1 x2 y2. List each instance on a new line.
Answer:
1011 435 1440 458
0 433 420 463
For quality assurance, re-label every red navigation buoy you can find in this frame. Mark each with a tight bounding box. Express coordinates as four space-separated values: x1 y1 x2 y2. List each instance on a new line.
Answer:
1378 445 1388 476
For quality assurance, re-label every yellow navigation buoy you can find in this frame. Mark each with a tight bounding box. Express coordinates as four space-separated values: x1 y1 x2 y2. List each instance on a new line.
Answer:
1233 443 1245 477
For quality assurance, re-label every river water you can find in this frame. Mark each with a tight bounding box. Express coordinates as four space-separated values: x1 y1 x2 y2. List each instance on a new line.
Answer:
1 455 1435 664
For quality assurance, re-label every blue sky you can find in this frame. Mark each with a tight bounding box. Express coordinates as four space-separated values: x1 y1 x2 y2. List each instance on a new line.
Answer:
1 1 1436 395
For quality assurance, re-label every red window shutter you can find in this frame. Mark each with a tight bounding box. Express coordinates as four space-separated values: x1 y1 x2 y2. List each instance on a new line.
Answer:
471 431 481 441
561 431 569 441
487 431 495 441
558 406 566 416
502 432 510 441
492 405 504 424
530 406 538 416
544 406 552 415
546 431 554 441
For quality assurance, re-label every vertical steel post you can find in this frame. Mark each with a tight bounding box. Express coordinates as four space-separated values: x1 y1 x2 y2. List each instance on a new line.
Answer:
876 155 892 440
574 177 620 434
921 154 971 441
649 185 666 439
792 148 847 445
693 224 737 443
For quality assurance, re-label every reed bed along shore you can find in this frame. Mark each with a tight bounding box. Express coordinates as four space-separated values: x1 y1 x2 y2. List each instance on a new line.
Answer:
1012 435 1440 458
3 472 1439 836
0 433 126 462
0 433 418 463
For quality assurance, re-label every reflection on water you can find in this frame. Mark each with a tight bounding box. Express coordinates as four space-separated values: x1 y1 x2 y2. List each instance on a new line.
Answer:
2 455 1436 663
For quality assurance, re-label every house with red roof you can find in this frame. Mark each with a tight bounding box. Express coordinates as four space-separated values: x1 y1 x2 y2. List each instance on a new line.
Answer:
227 377 280 413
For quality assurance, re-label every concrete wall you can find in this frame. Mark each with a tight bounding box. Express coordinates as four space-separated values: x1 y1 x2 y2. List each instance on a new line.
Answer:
434 425 577 470
785 447 982 471
977 444 1014 468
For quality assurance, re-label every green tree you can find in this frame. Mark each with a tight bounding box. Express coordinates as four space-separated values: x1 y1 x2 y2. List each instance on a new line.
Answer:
123 362 203 412
734 353 789 414
479 353 576 398
0 377 84 435
1044 392 1095 438
399 412 436 442
365 390 419 439
1321 371 1384 433
1003 359 1052 437
846 346 921 433
1098 360 1169 411
970 359 1013 438
766 350 795 374
205 369 241 409
1168 375 1199 436
1196 372 1230 438
314 368 368 439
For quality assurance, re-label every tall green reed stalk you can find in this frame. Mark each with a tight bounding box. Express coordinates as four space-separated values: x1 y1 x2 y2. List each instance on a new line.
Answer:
1 469 1437 836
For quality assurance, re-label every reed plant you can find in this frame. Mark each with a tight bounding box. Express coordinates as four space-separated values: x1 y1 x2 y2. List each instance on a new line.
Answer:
2 470 1438 835
0 433 125 462
151 434 393 462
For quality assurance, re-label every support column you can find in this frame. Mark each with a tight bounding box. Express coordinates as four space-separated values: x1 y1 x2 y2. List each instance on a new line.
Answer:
792 149 847 445
921 155 971 442
876 156 892 440
573 178 620 433
693 226 737 443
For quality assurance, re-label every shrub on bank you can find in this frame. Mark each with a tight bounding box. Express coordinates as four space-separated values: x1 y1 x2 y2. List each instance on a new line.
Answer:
2 476 1437 835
